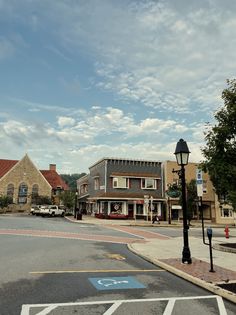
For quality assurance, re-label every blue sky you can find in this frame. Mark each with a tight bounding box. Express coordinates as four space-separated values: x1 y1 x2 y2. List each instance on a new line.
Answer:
0 0 235 174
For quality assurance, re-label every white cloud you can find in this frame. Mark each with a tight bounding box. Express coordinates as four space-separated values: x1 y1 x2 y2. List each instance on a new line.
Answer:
58 116 76 127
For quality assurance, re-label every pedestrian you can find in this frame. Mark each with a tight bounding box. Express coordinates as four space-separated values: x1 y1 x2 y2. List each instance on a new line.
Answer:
152 215 160 224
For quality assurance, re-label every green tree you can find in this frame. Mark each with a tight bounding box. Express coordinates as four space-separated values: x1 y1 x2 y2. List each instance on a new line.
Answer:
59 191 76 210
34 195 52 205
60 173 86 191
186 180 198 225
0 195 12 208
202 79 236 209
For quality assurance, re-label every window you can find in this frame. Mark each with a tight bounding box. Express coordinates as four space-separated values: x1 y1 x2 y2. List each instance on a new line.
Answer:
80 184 88 194
94 178 99 190
31 184 39 204
221 208 233 217
141 178 156 189
113 177 129 189
7 184 14 198
32 184 39 197
18 182 28 204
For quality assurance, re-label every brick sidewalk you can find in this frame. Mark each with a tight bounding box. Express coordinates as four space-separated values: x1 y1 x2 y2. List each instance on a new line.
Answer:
159 258 236 284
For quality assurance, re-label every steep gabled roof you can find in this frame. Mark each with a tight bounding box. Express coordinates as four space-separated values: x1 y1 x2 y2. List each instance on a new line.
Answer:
40 170 69 190
0 157 69 191
0 159 18 178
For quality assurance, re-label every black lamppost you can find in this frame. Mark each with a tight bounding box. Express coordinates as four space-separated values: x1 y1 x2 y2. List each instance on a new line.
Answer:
74 191 78 218
174 139 192 264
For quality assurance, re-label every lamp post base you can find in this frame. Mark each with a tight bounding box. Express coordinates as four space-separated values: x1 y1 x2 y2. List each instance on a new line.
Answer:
182 246 192 264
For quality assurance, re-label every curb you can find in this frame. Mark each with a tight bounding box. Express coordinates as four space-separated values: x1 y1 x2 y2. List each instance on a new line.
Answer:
128 243 236 304
213 243 236 254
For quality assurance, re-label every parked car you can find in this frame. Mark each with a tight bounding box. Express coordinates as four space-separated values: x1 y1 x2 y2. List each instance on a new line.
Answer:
30 205 41 215
40 205 65 217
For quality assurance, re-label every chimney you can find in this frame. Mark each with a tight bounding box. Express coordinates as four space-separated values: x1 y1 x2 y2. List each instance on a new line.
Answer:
49 164 56 171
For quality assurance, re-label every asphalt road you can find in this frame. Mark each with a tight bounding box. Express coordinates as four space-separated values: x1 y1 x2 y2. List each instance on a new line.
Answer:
0 215 235 315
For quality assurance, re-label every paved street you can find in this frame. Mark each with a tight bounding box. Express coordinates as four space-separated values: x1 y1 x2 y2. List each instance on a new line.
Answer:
0 215 235 315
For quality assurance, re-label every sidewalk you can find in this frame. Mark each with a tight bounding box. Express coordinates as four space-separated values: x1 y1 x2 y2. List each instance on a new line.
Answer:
67 215 236 304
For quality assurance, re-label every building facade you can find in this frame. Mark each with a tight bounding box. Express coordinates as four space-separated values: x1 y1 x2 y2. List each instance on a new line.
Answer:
77 157 165 219
0 154 68 211
163 160 216 222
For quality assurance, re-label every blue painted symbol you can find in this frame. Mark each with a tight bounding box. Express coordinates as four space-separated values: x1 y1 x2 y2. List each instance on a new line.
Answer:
89 276 146 290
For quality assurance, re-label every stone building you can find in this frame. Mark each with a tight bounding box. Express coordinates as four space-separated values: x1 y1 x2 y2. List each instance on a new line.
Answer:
0 154 68 211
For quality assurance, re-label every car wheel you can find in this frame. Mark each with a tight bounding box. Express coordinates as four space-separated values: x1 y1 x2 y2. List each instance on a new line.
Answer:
51 212 55 217
61 212 65 217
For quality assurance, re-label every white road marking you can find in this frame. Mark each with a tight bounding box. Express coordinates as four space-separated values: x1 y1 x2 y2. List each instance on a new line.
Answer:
103 301 123 315
216 295 228 315
21 295 226 315
163 298 175 315
34 305 58 315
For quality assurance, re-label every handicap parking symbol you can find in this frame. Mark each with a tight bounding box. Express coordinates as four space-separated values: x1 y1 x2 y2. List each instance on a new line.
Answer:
89 276 146 290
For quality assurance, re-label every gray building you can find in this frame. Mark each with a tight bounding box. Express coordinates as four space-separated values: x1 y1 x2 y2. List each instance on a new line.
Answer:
77 157 165 220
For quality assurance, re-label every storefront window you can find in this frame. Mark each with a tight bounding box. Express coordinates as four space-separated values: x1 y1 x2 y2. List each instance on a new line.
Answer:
136 204 143 214
110 202 122 214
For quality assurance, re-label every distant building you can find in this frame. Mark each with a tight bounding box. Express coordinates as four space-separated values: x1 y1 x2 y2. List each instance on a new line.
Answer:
163 160 216 222
77 157 165 219
0 154 68 211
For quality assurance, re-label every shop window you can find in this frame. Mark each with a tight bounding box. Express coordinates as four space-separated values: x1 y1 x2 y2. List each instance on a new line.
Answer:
113 177 129 189
136 204 143 214
141 178 156 189
110 202 122 214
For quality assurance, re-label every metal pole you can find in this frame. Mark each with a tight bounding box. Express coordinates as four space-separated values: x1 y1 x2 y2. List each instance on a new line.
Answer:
207 227 215 272
181 165 192 264
168 196 171 224
200 196 207 244
74 191 77 218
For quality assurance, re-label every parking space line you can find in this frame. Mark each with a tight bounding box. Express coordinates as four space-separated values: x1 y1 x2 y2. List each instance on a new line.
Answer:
34 305 57 315
163 298 175 315
216 296 228 315
29 269 165 275
103 301 122 315
21 295 226 315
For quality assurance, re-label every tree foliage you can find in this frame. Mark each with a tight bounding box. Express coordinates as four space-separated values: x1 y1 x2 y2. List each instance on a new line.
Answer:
202 79 236 209
60 173 86 191
186 179 197 222
59 191 76 210
0 195 12 208
33 195 52 205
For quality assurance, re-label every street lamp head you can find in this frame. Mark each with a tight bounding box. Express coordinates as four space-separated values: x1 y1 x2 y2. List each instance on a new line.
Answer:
174 139 190 166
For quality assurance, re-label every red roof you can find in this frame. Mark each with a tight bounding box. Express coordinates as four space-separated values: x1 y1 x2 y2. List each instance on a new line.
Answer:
0 158 69 191
0 159 18 178
40 170 69 190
